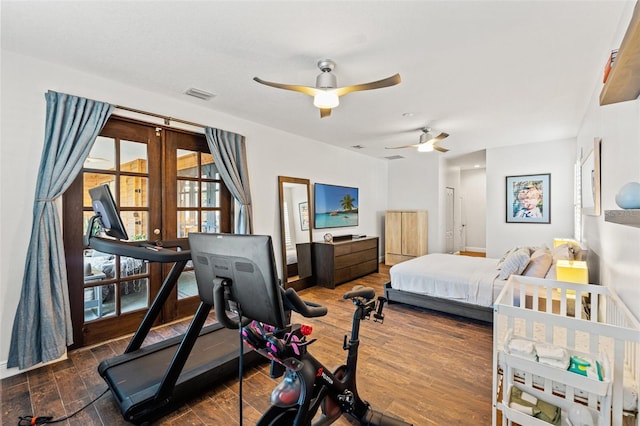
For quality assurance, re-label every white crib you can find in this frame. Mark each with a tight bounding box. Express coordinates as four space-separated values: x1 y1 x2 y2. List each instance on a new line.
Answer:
492 275 640 426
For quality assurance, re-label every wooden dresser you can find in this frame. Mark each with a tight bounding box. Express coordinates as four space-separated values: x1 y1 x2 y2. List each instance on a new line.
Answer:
312 237 379 289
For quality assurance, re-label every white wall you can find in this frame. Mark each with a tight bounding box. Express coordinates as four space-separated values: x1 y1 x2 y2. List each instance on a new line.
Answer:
0 51 389 375
577 85 640 321
386 154 442 253
460 168 487 252
486 138 577 258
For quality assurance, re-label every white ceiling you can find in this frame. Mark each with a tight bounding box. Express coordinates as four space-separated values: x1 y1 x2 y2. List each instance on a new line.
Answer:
1 1 633 168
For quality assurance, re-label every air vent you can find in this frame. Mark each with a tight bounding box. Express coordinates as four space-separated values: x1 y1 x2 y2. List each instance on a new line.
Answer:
384 155 405 160
184 87 216 101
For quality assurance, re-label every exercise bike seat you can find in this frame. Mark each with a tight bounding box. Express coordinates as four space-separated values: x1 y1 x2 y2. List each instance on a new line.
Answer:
343 285 376 300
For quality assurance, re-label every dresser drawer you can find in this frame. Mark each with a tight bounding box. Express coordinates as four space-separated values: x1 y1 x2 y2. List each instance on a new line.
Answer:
334 248 378 269
334 238 378 256
334 259 379 285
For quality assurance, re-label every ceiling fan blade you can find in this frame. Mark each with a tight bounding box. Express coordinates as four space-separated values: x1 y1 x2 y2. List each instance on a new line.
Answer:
433 144 449 153
385 143 420 150
430 132 450 144
320 108 332 118
334 73 402 96
253 77 318 97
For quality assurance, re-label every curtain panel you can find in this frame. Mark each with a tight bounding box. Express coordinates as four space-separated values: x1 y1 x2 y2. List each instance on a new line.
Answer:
8 91 114 369
204 128 253 234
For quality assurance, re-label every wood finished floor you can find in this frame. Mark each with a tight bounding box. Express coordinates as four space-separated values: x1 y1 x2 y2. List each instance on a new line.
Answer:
1 264 494 425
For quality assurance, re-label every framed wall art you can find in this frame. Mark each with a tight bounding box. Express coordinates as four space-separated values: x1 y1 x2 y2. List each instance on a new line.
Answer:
298 201 309 231
506 173 551 224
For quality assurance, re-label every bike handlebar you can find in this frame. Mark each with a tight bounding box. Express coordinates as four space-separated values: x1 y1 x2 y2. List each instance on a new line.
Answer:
283 288 328 318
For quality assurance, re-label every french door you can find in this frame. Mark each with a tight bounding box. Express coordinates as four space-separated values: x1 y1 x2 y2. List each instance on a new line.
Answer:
63 116 231 348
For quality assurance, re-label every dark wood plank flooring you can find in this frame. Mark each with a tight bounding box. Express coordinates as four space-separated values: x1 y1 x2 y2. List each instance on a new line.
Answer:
2 264 494 425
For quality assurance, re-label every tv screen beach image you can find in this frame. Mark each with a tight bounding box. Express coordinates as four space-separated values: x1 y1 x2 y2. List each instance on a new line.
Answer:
314 183 358 229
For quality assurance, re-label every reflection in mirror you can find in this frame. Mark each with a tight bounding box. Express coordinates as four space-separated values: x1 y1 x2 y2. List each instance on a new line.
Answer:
581 137 601 216
278 176 313 290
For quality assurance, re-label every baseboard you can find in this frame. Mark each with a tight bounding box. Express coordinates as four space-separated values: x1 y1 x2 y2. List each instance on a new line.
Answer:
464 246 486 253
0 352 68 380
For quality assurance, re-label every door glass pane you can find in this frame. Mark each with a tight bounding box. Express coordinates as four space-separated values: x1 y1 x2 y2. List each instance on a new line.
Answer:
84 284 116 321
201 182 220 207
201 154 219 179
120 176 148 207
120 211 148 241
177 270 197 300
120 140 148 173
83 174 115 208
202 210 220 233
178 180 199 207
83 249 111 283
120 256 147 278
121 278 149 313
178 210 199 238
84 136 115 170
177 149 198 177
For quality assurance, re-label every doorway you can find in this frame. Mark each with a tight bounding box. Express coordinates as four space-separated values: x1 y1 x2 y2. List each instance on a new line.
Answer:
445 187 455 253
63 117 231 348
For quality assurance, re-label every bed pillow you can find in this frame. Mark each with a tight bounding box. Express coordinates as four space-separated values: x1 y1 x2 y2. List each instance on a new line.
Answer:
545 261 557 280
498 247 531 280
523 247 553 278
496 247 517 269
552 243 574 261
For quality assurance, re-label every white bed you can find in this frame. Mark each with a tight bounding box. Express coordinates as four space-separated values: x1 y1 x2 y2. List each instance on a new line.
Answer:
389 253 505 306
385 253 504 322
384 243 582 323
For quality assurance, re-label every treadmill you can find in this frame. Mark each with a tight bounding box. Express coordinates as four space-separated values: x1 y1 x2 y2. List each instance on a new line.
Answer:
85 184 261 425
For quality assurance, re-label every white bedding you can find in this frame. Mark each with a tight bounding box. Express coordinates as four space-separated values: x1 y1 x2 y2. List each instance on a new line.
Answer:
389 253 504 307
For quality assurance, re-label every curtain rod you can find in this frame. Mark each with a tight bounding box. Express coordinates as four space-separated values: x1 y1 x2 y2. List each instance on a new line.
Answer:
114 104 208 129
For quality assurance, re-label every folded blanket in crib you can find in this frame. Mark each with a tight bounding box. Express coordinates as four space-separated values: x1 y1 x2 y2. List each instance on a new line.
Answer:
536 343 568 361
536 343 570 369
509 386 562 425
508 338 537 361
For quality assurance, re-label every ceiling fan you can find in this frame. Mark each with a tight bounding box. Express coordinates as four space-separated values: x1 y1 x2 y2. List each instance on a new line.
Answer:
386 128 450 152
253 59 401 118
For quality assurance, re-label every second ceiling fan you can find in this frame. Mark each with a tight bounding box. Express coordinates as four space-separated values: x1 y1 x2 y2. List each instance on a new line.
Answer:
254 59 401 118
386 128 450 152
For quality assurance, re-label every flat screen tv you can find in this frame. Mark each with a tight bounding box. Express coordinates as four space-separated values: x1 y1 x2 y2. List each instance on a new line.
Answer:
314 183 359 229
88 184 129 240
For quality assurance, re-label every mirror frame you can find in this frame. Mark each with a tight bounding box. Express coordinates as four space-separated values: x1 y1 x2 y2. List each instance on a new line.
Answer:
278 176 313 290
581 137 601 216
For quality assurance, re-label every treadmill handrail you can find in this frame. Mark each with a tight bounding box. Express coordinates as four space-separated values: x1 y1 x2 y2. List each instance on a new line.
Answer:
87 235 191 263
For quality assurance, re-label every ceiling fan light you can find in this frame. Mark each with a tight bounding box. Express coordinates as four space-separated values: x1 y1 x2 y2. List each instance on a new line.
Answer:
417 143 434 152
313 91 339 108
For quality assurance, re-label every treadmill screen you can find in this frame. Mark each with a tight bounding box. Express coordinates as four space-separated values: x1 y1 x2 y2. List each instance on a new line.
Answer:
88 184 129 241
188 233 286 329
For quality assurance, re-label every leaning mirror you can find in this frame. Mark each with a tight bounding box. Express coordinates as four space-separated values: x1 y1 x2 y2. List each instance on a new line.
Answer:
278 176 313 290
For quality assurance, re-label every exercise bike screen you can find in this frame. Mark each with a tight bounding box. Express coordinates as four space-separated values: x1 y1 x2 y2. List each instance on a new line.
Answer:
189 233 286 330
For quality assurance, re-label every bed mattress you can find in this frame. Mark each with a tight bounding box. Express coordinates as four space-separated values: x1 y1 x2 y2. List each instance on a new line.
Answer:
389 253 504 307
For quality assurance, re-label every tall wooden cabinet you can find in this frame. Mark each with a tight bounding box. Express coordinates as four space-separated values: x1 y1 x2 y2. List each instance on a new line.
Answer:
384 210 428 265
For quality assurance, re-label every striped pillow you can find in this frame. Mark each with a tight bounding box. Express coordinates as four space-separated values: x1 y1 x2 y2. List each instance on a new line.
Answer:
498 247 531 280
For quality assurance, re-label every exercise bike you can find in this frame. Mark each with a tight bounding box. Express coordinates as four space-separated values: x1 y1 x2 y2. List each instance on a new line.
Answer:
221 284 412 426
188 232 412 426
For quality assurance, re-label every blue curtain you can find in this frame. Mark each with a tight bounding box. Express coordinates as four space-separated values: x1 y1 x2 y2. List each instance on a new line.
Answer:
8 91 114 369
204 128 253 234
